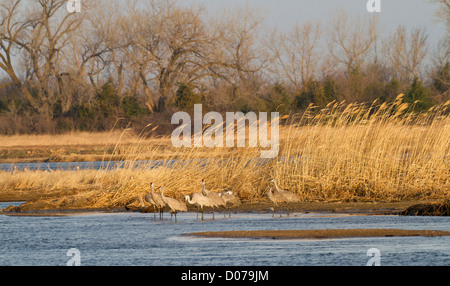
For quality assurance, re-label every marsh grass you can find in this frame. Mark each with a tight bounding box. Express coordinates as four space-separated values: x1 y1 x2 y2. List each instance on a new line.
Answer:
1 97 449 211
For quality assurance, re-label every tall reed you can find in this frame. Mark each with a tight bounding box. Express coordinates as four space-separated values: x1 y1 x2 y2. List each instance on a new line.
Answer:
2 97 449 210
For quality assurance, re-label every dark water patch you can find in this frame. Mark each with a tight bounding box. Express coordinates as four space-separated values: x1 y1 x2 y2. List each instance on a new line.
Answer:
400 200 450 216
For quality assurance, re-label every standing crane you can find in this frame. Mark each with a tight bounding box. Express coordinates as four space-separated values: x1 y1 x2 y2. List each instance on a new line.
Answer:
267 187 287 217
184 193 216 221
160 186 187 222
270 179 301 203
201 179 226 219
139 192 157 217
218 190 241 217
149 182 165 219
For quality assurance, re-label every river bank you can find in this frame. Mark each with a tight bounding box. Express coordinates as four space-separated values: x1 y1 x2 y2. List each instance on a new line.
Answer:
0 195 438 217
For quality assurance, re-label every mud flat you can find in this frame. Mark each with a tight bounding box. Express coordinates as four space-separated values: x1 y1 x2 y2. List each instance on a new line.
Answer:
185 229 450 240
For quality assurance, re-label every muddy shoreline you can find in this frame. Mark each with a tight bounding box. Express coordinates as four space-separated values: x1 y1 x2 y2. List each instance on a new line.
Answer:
185 229 450 240
0 199 421 217
1 184 449 217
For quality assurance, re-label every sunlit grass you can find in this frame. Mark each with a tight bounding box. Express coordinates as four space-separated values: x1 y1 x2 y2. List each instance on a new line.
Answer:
1 97 449 210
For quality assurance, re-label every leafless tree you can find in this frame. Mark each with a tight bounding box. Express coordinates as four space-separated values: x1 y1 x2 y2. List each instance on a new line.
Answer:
429 0 450 33
217 5 267 85
383 26 429 83
270 21 321 90
1 0 90 116
116 0 224 111
328 10 378 77
0 0 38 109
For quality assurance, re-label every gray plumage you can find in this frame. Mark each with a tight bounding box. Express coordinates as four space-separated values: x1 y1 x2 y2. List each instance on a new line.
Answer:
185 193 216 220
201 179 226 219
267 187 287 217
149 182 165 219
219 190 241 206
270 179 301 202
160 186 187 222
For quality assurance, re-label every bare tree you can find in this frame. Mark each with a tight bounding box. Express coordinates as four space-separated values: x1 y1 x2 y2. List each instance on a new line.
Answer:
87 0 127 94
0 0 38 109
1 0 89 116
216 5 267 87
328 10 378 77
117 0 224 111
429 0 450 33
383 26 429 83
270 21 321 90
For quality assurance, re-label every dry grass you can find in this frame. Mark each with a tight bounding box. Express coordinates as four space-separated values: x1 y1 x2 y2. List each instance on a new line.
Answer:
1 96 449 211
0 131 143 147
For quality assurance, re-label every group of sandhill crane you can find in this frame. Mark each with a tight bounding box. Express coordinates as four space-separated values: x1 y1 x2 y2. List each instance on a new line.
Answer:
139 178 300 222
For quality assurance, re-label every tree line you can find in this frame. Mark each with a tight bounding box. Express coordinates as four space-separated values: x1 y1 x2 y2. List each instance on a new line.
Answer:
0 0 449 134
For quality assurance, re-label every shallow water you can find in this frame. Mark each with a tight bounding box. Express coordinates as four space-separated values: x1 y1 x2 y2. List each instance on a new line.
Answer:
0 157 271 172
0 160 169 172
0 202 449 266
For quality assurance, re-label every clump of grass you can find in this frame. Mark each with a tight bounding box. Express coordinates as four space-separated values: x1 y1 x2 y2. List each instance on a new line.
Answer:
400 200 450 216
276 98 450 202
1 97 449 211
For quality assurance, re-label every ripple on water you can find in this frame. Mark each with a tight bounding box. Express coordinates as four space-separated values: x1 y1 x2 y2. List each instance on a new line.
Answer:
0 211 449 266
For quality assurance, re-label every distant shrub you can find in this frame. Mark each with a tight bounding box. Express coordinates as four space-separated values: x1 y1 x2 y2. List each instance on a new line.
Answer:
95 80 120 117
265 83 292 114
295 80 327 109
175 83 201 110
57 120 73 134
404 77 434 111
433 62 449 94
121 95 149 117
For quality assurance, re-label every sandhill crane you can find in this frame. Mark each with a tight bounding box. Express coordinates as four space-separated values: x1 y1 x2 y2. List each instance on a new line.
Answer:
160 186 187 222
138 194 148 209
270 179 301 203
149 182 165 219
201 179 226 219
218 190 241 217
144 193 157 217
184 193 216 221
267 187 287 217
138 193 157 217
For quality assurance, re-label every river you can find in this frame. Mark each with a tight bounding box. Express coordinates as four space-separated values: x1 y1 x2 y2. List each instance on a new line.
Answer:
1 201 449 266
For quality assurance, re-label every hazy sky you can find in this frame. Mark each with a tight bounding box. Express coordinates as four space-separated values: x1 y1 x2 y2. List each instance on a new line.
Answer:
182 0 447 46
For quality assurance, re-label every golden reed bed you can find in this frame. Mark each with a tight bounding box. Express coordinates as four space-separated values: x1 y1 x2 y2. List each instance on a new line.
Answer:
0 97 449 212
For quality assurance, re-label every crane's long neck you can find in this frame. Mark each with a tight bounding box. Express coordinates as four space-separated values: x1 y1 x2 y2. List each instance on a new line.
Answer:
151 184 154 194
272 180 279 191
202 181 207 195
185 195 192 204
